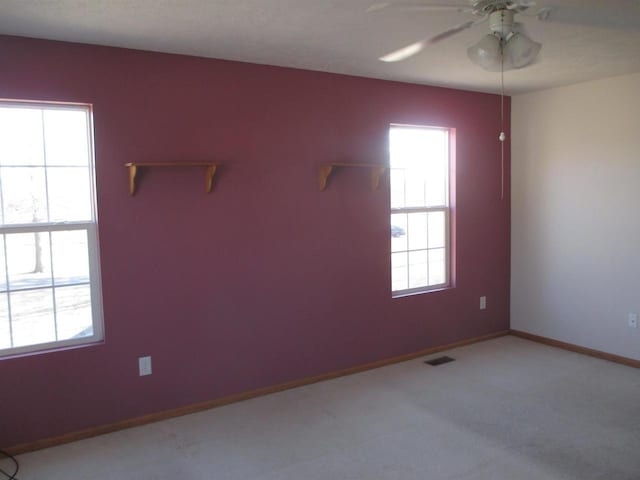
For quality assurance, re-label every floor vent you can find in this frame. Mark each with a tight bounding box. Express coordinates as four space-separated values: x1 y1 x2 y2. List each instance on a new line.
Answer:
425 356 455 366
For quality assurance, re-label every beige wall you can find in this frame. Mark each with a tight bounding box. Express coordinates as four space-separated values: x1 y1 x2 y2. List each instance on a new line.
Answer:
511 72 640 359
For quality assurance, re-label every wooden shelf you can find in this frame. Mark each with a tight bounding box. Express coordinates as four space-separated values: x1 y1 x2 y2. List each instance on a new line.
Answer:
318 163 388 191
125 162 218 195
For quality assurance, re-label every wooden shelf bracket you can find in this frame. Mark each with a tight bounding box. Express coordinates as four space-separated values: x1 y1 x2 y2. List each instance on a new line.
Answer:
125 162 219 195
319 163 388 192
318 164 335 192
128 163 138 196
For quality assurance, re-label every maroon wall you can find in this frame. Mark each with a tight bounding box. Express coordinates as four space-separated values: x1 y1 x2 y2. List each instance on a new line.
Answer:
0 35 510 448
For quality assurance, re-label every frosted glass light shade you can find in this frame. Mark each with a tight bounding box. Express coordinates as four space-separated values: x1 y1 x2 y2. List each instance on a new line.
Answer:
467 34 503 72
505 32 541 69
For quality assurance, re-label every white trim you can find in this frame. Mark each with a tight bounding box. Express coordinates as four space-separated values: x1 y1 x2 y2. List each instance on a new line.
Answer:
0 99 93 111
87 223 104 344
0 335 103 358
392 283 449 298
0 221 94 234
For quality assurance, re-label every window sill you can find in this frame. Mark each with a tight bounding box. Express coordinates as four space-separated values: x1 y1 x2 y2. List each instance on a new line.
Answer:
392 285 453 299
0 338 105 361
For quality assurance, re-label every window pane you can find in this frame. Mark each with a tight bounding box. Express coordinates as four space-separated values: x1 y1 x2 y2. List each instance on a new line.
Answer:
390 127 448 209
405 174 425 208
0 107 44 166
408 250 428 289
10 288 56 347
428 211 446 249
391 252 408 292
6 232 52 291
391 213 407 253
425 158 446 207
55 285 92 341
0 236 6 293
1 167 48 224
47 167 92 222
408 212 428 251
43 109 90 166
390 127 434 170
390 168 405 209
428 248 446 286
0 293 10 349
51 230 90 286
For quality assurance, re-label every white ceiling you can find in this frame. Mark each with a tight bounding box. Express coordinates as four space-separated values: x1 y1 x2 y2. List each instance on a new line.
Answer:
1 0 639 94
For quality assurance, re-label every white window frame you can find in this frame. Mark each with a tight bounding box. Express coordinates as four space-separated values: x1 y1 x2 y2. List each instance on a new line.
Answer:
0 100 103 357
390 124 451 297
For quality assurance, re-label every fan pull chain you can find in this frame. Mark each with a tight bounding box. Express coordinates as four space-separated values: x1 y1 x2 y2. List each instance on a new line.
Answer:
499 12 506 201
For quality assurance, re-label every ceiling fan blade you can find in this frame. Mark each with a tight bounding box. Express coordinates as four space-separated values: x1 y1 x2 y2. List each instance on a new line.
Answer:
506 0 537 10
428 16 486 44
379 40 427 62
536 5 640 30
367 2 472 13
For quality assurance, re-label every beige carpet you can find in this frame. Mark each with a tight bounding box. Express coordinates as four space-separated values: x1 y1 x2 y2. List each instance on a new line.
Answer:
13 336 640 479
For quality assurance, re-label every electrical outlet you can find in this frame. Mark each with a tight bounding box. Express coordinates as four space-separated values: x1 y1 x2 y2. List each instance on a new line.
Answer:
628 313 638 328
480 296 487 310
139 356 152 376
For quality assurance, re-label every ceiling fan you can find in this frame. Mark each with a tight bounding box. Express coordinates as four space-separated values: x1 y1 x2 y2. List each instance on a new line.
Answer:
372 0 639 72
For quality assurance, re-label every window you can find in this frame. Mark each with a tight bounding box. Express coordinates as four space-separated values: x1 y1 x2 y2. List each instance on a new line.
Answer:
0 101 103 357
390 125 451 296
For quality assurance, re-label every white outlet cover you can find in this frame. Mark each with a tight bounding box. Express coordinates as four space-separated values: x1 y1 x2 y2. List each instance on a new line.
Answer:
480 296 487 310
628 313 638 328
139 356 152 376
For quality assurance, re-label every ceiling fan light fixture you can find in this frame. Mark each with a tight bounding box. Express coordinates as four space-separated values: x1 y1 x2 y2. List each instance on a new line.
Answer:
467 31 541 72
504 32 541 68
467 34 503 72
